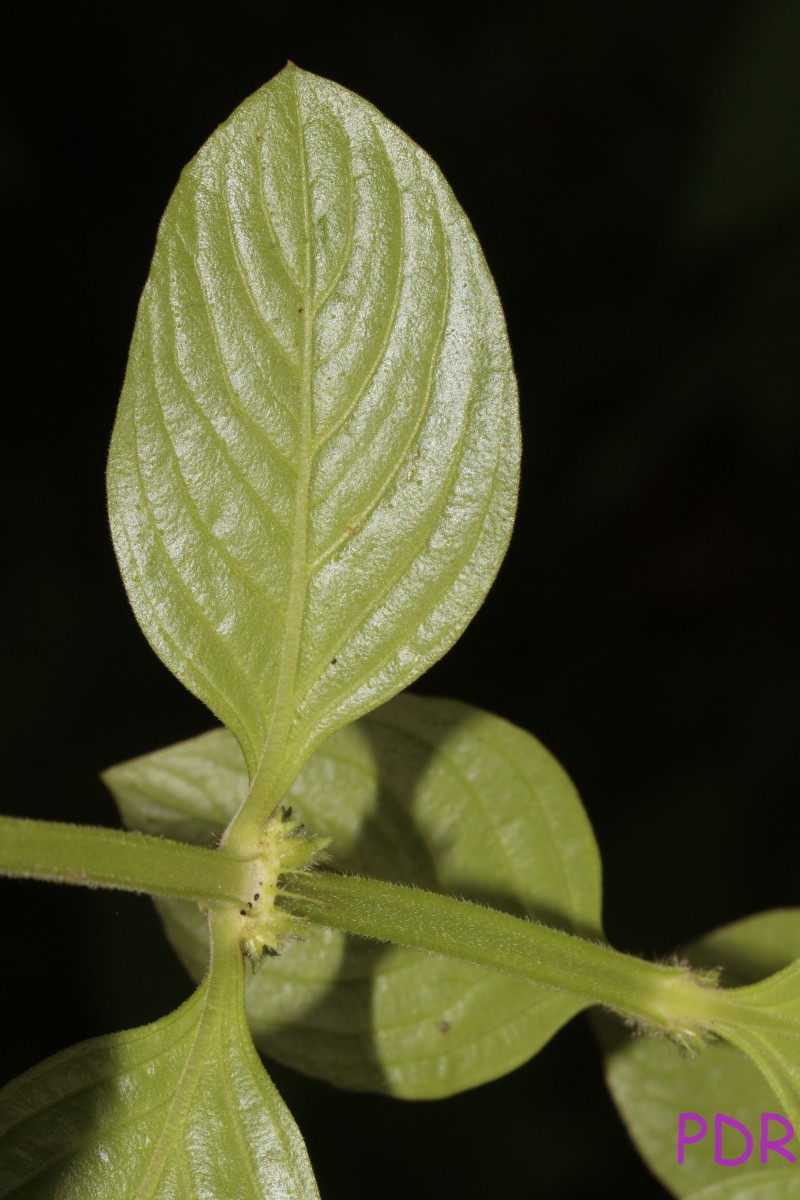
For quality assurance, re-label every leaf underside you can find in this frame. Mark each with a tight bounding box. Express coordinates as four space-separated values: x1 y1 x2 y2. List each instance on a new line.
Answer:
105 692 603 1099
107 63 519 793
0 932 318 1200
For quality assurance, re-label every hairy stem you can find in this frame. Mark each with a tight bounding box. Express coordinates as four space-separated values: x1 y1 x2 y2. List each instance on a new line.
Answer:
284 870 723 1037
0 815 256 905
1 815 735 1039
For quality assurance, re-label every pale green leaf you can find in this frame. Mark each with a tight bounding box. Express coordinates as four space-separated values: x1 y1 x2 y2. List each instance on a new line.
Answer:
104 692 602 1098
715 961 800 1141
599 910 800 1197
685 1175 800 1200
0 920 318 1200
107 64 519 794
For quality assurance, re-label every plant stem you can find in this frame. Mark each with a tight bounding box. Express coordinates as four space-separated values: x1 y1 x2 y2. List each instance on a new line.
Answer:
284 871 721 1036
0 815 255 905
0 816 735 1039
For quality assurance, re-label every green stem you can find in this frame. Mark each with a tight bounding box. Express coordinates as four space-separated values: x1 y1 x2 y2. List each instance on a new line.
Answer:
0 816 735 1040
284 871 720 1035
0 815 255 905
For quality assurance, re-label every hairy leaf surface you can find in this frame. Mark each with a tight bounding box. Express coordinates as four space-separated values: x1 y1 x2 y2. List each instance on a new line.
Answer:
107 64 519 792
105 693 602 1098
0 923 317 1200
599 911 800 1197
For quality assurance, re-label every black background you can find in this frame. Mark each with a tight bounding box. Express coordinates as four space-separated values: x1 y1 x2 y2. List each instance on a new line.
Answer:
2 2 800 1196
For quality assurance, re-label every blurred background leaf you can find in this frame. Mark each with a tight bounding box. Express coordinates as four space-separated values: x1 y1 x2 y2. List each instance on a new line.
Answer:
681 0 800 242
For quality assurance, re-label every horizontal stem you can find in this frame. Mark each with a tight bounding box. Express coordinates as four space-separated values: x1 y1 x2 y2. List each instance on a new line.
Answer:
0 817 737 1042
284 871 719 1034
0 815 253 905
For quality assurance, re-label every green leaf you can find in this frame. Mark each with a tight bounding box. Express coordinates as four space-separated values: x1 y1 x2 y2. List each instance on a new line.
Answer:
0 916 318 1200
599 910 800 1197
107 64 519 800
104 692 603 1098
714 961 800 1136
685 1174 800 1200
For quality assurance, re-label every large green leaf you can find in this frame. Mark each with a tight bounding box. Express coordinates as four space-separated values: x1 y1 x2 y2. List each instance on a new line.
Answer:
107 64 519 792
104 692 602 1098
599 911 800 1197
0 919 318 1200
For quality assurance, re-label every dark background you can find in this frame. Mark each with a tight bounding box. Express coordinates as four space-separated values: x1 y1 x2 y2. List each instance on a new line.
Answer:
2 2 800 1196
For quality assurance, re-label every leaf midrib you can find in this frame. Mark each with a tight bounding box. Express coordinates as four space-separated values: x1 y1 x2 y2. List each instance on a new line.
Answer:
267 74 313 768
235 73 315 840
135 976 216 1199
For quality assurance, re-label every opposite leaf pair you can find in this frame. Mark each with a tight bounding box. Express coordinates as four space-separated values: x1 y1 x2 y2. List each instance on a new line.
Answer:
0 690 600 1197
105 693 603 1099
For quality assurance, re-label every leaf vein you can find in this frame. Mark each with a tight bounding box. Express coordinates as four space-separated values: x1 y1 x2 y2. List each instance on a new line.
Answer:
251 98 305 293
130 401 266 713
145 352 287 621
311 118 355 316
157 288 294 546
221 173 303 374
173 222 300 430
303 407 502 733
309 176 446 570
311 119 405 460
